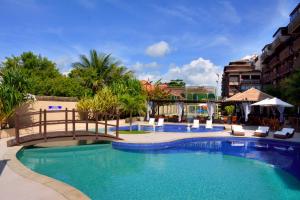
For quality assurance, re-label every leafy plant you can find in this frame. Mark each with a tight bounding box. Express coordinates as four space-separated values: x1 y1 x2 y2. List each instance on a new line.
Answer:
0 67 29 127
119 94 146 131
224 105 235 116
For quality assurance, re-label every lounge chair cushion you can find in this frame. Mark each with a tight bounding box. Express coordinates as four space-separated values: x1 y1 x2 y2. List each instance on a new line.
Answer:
192 120 200 128
255 126 269 133
205 120 212 129
157 118 164 126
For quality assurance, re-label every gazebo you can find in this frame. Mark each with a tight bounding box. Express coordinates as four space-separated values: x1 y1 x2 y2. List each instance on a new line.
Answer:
225 88 274 122
225 88 273 102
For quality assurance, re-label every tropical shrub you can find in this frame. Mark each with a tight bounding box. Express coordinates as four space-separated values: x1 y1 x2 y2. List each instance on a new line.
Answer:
92 87 119 113
0 68 29 128
75 87 119 119
119 94 146 131
224 105 235 116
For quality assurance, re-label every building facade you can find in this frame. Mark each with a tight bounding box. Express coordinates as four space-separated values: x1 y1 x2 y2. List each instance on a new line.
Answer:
222 57 261 98
261 3 300 87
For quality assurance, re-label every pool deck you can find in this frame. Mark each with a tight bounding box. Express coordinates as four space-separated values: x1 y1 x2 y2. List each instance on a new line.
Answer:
1 123 300 200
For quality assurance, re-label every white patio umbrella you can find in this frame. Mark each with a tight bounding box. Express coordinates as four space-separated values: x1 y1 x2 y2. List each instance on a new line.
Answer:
251 98 293 122
251 98 293 107
251 98 270 106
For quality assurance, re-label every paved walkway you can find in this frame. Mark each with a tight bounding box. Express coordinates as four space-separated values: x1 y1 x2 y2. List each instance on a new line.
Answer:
0 138 66 200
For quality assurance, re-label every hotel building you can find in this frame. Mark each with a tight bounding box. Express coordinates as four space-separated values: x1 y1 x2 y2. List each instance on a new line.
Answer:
221 56 261 98
261 3 300 87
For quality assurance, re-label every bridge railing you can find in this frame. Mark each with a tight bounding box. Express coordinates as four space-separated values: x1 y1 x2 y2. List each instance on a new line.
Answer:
14 108 120 145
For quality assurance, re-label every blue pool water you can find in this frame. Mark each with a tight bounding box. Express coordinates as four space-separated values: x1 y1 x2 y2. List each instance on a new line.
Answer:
18 138 300 200
111 124 225 132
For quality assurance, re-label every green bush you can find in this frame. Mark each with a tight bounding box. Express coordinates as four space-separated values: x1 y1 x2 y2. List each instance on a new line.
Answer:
224 105 235 116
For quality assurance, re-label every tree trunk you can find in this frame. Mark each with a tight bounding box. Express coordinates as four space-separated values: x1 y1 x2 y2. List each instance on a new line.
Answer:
129 111 132 132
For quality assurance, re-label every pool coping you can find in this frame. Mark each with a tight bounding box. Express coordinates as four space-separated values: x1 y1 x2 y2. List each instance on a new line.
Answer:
112 136 300 150
3 146 90 200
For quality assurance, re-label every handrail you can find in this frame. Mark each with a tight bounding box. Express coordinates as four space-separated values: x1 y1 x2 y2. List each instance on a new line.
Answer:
14 108 120 145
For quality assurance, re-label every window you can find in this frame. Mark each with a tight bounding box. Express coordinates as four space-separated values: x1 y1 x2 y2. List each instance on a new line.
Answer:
251 75 260 80
229 76 239 82
241 75 250 80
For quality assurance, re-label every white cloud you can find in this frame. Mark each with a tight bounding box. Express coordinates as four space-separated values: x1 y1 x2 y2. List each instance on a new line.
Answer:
145 41 171 57
135 57 222 89
163 57 222 86
54 55 77 73
131 61 160 72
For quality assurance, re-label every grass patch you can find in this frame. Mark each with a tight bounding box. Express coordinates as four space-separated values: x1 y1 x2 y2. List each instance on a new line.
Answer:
119 130 147 134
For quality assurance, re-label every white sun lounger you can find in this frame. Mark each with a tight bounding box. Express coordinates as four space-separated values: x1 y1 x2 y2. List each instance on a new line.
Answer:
274 128 295 139
192 119 200 128
231 125 245 136
149 118 155 126
253 126 269 137
205 120 212 129
157 118 164 126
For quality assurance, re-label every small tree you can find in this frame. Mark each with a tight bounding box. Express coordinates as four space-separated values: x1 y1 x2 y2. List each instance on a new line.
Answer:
119 94 146 131
224 105 235 116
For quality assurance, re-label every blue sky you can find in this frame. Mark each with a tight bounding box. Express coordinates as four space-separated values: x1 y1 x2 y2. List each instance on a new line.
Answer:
0 0 298 87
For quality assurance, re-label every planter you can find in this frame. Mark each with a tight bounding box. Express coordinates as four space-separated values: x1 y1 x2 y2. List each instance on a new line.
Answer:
223 116 228 124
232 116 238 124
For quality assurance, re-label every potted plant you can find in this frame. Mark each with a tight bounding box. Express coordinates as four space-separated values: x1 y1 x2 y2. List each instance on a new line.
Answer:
224 105 235 124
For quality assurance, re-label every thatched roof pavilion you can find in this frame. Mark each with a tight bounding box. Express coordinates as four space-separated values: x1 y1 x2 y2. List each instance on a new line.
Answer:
225 88 273 102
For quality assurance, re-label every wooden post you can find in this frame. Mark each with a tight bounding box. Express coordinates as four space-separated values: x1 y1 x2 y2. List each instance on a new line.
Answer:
43 109 47 141
65 108 68 133
95 112 98 139
15 113 20 145
116 114 119 138
72 109 75 139
85 111 88 132
104 114 108 135
39 109 42 134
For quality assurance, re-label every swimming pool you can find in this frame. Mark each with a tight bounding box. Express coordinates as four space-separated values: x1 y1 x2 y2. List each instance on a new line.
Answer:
18 137 300 200
111 124 225 132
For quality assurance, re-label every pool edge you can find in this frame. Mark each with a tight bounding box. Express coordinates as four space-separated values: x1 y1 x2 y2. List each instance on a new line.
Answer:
3 146 90 200
112 136 300 150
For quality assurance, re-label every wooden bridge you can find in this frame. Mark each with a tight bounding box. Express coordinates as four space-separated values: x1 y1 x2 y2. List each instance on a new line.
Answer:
7 109 122 147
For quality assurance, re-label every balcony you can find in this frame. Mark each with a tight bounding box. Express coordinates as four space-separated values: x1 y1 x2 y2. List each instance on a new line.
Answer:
278 64 290 77
272 35 289 50
269 56 280 68
279 46 290 61
261 45 274 63
229 81 239 86
240 79 260 84
293 37 300 52
288 12 300 34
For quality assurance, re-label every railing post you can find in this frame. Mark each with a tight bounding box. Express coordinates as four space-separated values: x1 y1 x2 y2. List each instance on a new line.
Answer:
43 109 47 141
65 108 68 133
105 114 108 135
15 113 20 145
85 111 88 132
39 109 42 135
116 114 119 138
95 112 98 139
72 109 75 139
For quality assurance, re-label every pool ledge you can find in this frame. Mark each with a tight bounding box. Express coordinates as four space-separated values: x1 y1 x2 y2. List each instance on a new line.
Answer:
3 146 90 200
112 136 300 150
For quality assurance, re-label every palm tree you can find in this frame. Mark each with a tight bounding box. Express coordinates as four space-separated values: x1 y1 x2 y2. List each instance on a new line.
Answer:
71 49 132 94
119 94 146 131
